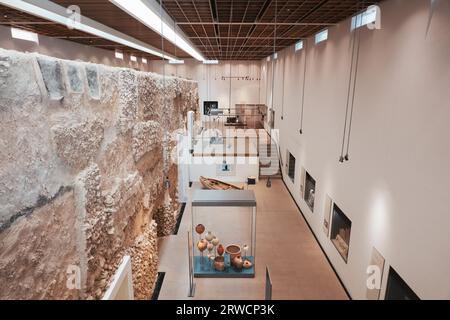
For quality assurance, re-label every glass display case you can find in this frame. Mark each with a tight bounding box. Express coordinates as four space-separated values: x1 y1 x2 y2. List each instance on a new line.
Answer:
191 188 256 278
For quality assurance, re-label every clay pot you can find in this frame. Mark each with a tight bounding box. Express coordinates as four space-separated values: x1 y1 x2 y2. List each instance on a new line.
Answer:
243 260 253 269
217 244 224 256
214 256 225 271
207 243 214 252
195 224 205 235
211 237 219 246
225 244 241 260
197 239 207 252
205 231 214 242
232 255 244 270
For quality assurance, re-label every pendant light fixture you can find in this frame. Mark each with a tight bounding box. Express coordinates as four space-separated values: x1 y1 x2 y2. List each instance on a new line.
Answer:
339 26 356 163
344 26 362 162
267 0 278 189
340 5 363 163
426 0 440 36
160 0 169 184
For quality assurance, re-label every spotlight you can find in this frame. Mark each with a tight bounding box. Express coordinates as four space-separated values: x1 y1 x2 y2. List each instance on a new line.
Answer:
339 156 344 163
344 154 349 161
299 129 303 134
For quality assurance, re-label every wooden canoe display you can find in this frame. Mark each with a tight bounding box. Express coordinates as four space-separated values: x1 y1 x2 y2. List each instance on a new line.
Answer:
199 176 244 190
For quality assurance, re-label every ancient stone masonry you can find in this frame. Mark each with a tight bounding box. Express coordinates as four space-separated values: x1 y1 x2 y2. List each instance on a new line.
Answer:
0 48 198 300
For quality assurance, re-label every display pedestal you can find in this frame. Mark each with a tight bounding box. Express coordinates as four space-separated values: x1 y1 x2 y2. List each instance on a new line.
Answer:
193 256 255 278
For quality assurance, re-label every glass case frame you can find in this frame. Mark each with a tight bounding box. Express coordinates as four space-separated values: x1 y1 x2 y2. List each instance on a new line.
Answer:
191 189 257 278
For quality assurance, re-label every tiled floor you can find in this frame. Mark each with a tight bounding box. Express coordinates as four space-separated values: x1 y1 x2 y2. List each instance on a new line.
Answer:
157 179 348 300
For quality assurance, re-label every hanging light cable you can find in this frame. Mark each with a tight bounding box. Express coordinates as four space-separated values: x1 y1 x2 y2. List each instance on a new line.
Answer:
270 0 277 114
267 0 278 189
345 24 362 161
160 0 170 188
228 62 232 113
339 18 357 163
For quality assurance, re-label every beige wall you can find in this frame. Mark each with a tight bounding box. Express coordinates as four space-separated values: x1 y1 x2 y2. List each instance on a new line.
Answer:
0 25 151 71
150 59 261 113
260 0 450 299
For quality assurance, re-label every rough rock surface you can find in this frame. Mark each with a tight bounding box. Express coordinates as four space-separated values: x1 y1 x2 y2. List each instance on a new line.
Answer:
154 192 178 237
132 121 160 162
52 119 104 170
125 220 159 300
0 48 198 300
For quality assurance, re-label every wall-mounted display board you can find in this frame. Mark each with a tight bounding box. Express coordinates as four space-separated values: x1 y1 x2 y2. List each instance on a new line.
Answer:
330 203 352 263
204 101 218 115
304 171 316 212
385 267 420 300
287 152 296 183
323 194 333 236
366 247 385 300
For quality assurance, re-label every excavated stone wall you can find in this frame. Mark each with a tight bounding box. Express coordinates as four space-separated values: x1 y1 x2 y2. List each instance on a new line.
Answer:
0 49 198 300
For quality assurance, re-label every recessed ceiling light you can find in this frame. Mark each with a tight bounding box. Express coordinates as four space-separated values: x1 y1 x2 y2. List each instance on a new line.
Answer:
130 55 137 62
10 27 39 43
203 60 219 65
169 59 185 64
142 57 147 64
110 0 205 62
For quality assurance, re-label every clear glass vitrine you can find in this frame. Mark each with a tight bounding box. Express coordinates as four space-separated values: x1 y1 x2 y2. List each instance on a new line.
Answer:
191 189 256 278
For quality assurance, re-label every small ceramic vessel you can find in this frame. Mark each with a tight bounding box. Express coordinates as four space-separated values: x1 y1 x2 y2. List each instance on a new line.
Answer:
217 244 224 256
195 224 205 235
214 256 225 271
232 255 244 270
243 260 253 269
205 231 214 242
225 244 241 260
211 237 219 246
197 239 207 252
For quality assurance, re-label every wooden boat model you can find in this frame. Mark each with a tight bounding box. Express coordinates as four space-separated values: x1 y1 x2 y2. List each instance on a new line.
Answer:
199 176 244 190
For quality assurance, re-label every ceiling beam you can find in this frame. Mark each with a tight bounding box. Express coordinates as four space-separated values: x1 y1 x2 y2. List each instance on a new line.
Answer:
176 22 337 26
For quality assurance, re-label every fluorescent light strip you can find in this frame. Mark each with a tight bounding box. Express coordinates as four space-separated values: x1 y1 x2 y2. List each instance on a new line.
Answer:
169 59 185 65
0 0 175 60
203 60 219 65
110 0 205 62
11 27 39 43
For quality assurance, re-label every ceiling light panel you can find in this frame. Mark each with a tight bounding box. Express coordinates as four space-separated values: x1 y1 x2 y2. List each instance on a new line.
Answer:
110 0 205 62
0 0 175 60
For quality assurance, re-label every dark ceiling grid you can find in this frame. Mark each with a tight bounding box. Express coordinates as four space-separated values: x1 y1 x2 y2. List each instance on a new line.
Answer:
191 0 216 59
1 0 382 61
164 0 382 60
233 0 272 58
208 0 222 57
237 0 292 60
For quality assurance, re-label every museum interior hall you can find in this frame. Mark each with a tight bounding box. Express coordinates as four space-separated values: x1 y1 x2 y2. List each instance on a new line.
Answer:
0 0 449 301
